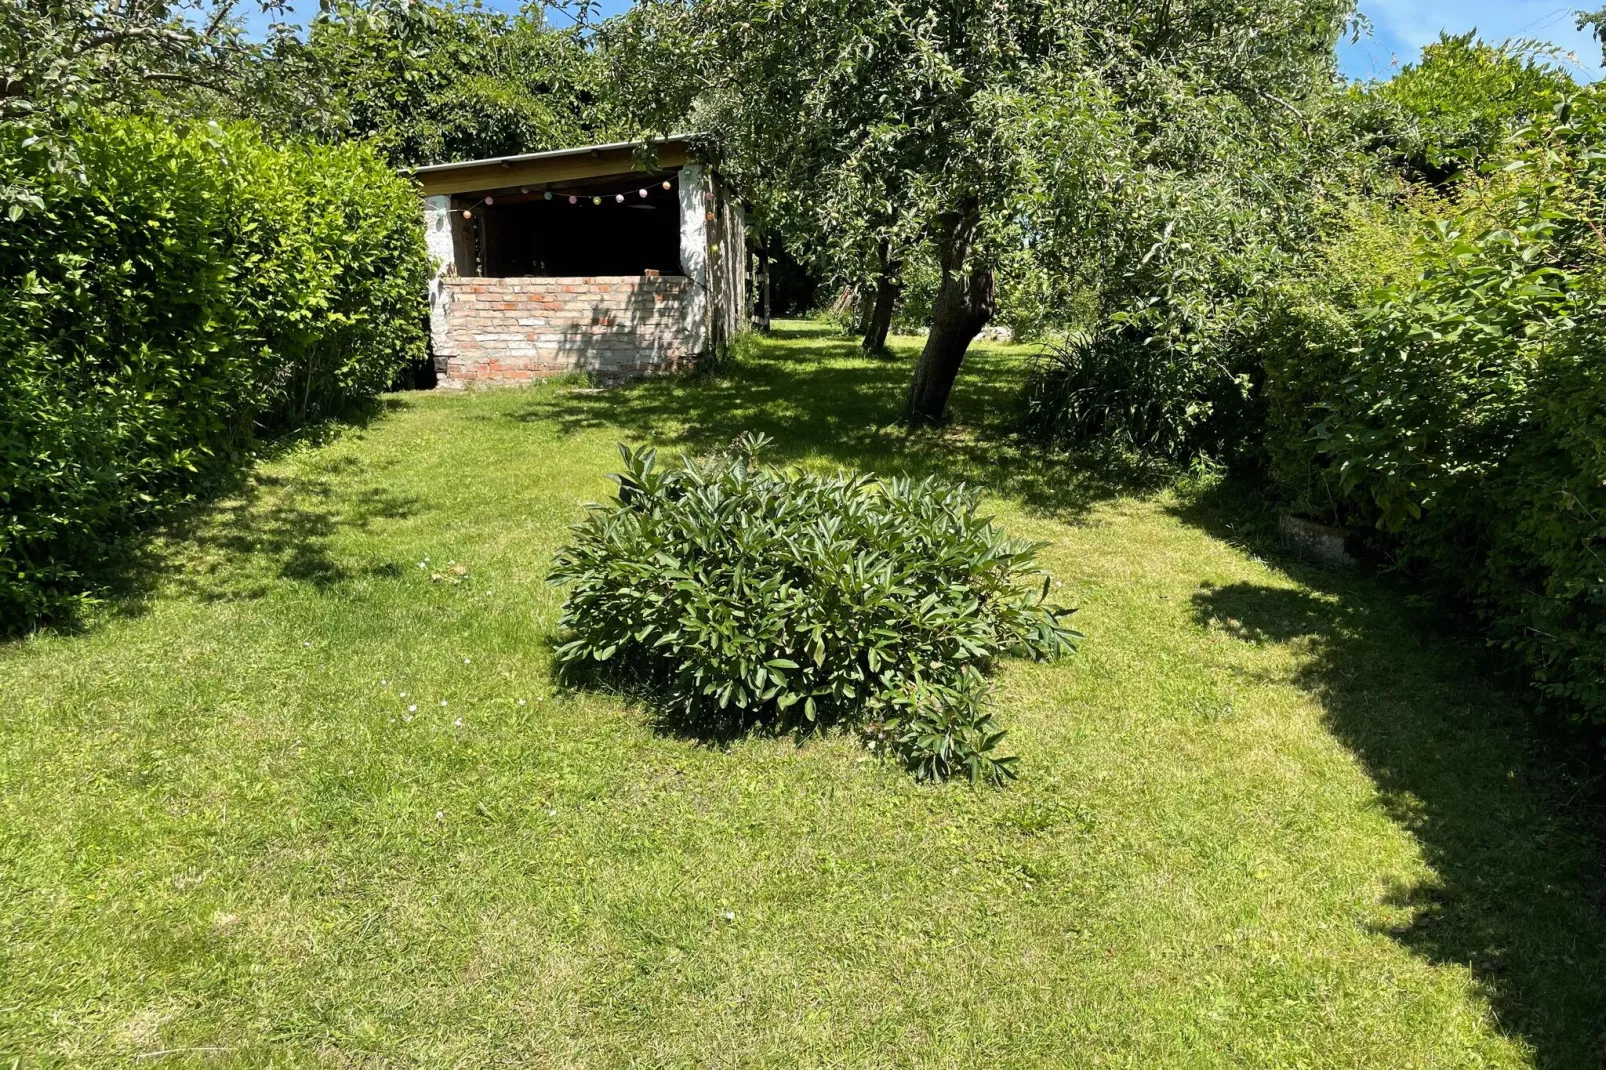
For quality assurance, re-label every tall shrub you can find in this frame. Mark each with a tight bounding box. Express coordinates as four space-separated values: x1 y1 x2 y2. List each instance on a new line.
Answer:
0 115 427 628
1267 90 1606 723
1257 199 1426 516
1019 77 1368 462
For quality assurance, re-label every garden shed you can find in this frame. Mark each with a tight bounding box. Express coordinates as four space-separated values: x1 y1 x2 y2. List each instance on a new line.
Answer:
411 136 746 388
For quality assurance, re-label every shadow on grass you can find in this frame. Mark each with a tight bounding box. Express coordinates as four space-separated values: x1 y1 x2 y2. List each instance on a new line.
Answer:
545 631 848 756
15 396 423 637
511 321 1172 524
550 655 771 749
540 336 1606 1061
1178 482 1606 1069
151 469 420 606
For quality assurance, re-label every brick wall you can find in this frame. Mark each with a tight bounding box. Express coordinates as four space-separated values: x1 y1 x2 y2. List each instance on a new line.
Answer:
436 275 699 388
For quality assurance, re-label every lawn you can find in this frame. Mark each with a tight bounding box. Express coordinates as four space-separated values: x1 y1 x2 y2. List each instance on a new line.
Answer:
2 321 1603 1068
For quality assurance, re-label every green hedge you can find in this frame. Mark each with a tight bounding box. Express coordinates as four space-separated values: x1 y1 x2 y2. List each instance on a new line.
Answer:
0 116 428 628
1263 91 1606 724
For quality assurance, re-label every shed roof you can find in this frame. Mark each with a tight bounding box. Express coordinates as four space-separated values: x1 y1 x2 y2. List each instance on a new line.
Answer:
408 136 696 197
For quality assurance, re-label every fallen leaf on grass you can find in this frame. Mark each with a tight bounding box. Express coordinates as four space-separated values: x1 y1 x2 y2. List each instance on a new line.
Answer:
430 564 470 585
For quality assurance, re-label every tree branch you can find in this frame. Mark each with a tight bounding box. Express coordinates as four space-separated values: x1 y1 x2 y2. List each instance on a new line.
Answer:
1255 88 1312 138
73 24 200 56
141 69 243 101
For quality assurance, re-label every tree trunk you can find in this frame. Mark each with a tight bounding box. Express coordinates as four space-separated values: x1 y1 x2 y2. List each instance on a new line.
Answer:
862 275 899 354
906 206 994 425
851 290 872 335
860 237 899 351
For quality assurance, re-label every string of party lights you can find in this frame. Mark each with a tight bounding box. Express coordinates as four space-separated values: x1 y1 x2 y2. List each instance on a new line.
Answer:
460 179 676 219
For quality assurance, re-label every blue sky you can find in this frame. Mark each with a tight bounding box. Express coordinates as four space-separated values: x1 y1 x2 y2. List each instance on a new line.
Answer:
247 0 1604 82
1340 1 1602 80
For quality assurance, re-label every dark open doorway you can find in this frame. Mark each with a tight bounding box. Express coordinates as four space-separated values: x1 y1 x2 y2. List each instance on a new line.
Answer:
471 173 682 278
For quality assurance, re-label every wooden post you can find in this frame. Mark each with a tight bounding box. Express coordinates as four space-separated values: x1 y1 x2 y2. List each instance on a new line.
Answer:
752 246 772 331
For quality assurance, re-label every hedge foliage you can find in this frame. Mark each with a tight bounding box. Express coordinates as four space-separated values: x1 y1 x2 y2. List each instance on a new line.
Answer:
0 115 428 628
1015 35 1606 733
1266 89 1606 724
549 437 1080 784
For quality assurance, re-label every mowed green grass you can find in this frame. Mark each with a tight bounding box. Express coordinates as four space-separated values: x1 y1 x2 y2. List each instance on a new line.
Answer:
2 322 1603 1068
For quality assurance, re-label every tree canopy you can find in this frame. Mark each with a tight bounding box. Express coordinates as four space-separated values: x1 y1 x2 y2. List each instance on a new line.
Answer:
609 0 1354 421
286 0 619 166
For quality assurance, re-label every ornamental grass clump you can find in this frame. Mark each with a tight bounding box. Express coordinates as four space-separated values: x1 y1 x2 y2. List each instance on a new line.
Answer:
549 436 1080 784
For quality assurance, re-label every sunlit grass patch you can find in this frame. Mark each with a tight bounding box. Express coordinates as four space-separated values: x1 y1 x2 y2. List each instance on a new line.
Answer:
0 321 1600 1067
